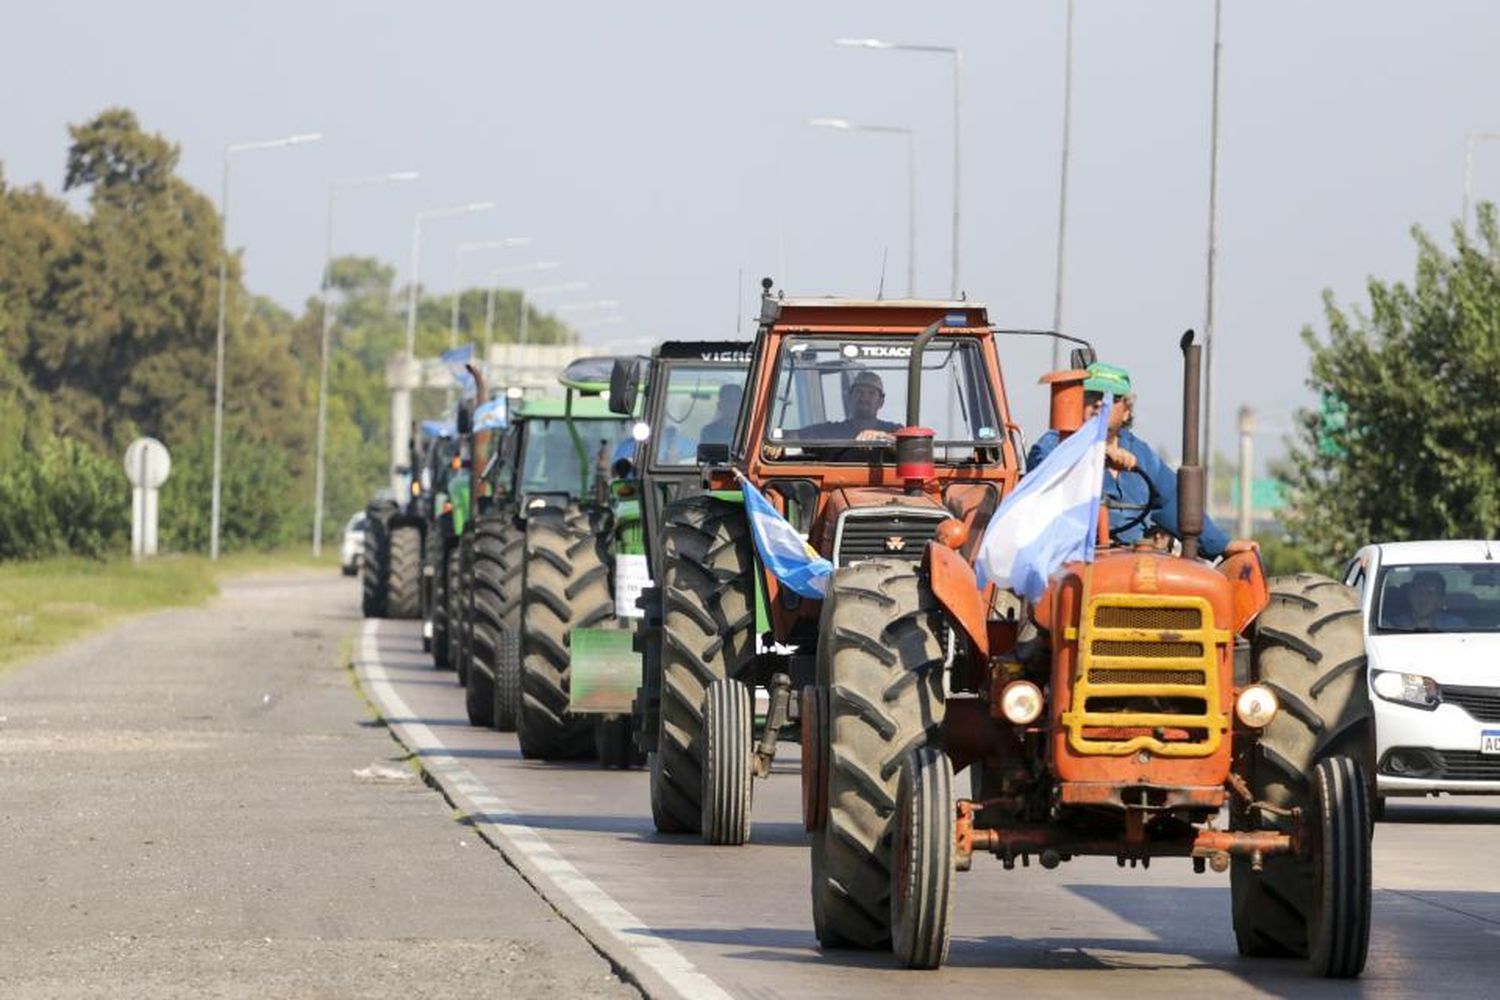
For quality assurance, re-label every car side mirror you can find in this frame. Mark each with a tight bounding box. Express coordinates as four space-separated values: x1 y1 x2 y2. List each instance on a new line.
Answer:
608 359 641 415
697 442 729 464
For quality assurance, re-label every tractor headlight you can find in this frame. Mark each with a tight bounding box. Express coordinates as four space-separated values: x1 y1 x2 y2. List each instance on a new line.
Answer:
1000 680 1044 726
1234 684 1279 728
1371 671 1440 710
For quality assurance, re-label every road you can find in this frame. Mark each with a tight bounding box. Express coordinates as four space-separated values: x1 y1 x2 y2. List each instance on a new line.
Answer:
358 611 1500 1000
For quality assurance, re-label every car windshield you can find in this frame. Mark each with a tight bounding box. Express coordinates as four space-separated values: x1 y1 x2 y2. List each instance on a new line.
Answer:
652 364 747 466
764 335 1000 461
520 417 633 495
1372 562 1500 633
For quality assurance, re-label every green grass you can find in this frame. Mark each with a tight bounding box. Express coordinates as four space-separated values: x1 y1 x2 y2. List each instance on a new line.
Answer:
0 548 339 671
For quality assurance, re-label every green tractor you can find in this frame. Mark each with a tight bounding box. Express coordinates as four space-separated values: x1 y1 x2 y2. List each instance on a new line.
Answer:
461 358 635 760
568 342 752 769
419 417 465 665
361 423 438 620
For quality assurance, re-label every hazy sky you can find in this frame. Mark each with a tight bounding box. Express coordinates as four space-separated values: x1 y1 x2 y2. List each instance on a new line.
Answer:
6 1 1500 467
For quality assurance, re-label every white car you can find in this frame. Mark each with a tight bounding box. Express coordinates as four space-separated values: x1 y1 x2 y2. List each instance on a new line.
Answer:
1343 539 1500 811
340 513 368 576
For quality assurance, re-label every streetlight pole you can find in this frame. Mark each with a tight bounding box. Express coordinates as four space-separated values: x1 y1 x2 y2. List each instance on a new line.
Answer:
211 130 322 562
1202 0 1224 516
484 261 561 357
518 281 588 348
450 237 531 352
1462 130 1500 232
1051 0 1076 368
311 169 417 558
391 201 495 496
837 38 962 298
809 118 917 297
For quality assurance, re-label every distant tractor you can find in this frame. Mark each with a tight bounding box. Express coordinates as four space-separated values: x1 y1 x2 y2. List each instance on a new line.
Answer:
798 330 1374 978
362 424 439 620
419 417 464 665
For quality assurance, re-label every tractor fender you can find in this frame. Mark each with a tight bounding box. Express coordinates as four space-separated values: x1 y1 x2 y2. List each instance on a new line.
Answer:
1218 549 1270 635
923 541 989 658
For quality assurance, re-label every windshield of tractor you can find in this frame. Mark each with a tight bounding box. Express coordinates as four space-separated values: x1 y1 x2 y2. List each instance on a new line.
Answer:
651 364 747 466
1372 563 1500 633
520 417 634 496
764 335 1000 461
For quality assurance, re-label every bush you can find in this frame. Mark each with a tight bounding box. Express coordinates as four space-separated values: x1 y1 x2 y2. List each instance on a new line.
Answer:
157 427 300 553
0 436 128 559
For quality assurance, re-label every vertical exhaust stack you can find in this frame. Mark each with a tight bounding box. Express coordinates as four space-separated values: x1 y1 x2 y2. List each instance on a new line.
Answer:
1178 330 1205 560
896 319 942 494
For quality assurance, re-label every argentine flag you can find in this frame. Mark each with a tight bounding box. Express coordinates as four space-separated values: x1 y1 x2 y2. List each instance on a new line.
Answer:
975 395 1112 600
442 343 477 397
472 398 507 432
738 474 834 599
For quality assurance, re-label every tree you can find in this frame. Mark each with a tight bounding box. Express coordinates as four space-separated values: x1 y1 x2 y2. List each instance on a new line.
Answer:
1279 204 1500 562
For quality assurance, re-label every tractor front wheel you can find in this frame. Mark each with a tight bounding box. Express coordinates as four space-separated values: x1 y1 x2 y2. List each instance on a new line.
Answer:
386 525 422 619
701 678 754 845
470 516 523 731
360 507 392 618
431 545 451 669
891 746 956 970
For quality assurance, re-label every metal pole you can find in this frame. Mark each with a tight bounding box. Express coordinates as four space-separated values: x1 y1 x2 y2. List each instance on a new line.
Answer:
450 246 464 353
906 129 917 298
210 152 231 561
312 183 336 557
1051 0 1076 368
1237 405 1255 539
1202 0 1224 518
483 283 497 358
1464 130 1476 231
518 289 529 348
950 48 962 299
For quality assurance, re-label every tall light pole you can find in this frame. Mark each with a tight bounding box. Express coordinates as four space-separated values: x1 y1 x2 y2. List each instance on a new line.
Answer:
809 117 917 297
518 281 588 347
391 201 495 496
450 237 531 352
837 37 962 298
1202 0 1224 516
485 261 561 356
1051 0 1076 368
210 130 322 561
1462 130 1500 232
310 170 418 558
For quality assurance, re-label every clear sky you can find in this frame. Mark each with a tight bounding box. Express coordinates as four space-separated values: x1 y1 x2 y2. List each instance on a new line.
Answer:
5 0 1500 467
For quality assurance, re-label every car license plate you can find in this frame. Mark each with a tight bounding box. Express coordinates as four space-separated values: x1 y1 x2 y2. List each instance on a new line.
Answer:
1483 730 1500 756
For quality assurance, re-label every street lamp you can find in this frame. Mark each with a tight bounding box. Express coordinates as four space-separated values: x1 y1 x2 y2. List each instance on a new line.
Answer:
311 169 418 558
1463 130 1500 231
390 201 495 496
484 262 563 353
810 117 917 297
1051 0 1076 369
210 130 322 562
836 37 962 298
451 237 531 352
1202 0 1224 514
517 281 589 347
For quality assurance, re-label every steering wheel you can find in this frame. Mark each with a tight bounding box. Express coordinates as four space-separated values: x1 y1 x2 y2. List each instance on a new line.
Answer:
1102 466 1162 543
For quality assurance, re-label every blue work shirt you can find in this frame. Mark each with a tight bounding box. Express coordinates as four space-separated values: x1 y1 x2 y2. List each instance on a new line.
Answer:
1027 428 1230 559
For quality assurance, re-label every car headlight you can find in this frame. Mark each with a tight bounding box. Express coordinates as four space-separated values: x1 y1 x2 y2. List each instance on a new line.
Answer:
1370 670 1440 710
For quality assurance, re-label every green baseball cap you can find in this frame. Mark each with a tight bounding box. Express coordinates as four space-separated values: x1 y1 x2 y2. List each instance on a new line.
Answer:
1083 362 1132 396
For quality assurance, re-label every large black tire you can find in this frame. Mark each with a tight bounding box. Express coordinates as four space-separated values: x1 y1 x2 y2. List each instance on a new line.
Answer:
1308 755 1372 977
1231 573 1374 967
701 678 753 845
650 497 755 834
449 536 468 685
431 544 451 669
469 516 524 731
811 560 946 951
891 746 956 970
386 525 422 619
516 507 612 760
595 715 642 770
360 511 391 618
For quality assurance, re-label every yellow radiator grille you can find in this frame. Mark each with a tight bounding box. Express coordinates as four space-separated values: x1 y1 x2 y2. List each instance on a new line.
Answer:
1061 595 1231 758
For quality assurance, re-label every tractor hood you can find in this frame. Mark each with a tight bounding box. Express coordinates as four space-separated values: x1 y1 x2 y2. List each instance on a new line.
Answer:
814 487 949 564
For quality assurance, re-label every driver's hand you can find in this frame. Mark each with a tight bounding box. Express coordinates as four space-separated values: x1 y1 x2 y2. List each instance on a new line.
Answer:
855 429 896 443
1105 444 1137 470
1224 538 1260 557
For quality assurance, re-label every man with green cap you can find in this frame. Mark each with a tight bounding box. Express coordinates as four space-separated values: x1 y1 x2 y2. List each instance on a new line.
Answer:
1026 361 1254 559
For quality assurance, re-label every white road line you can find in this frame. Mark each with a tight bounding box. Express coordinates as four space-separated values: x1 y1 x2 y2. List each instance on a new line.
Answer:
355 620 733 1000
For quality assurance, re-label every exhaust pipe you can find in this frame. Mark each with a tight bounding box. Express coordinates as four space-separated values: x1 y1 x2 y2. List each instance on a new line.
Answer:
897 319 943 494
1178 330 1204 560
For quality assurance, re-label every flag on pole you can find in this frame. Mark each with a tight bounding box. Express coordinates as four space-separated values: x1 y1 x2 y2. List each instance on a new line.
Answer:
441 343 477 397
975 395 1112 600
738 474 834 599
472 398 507 431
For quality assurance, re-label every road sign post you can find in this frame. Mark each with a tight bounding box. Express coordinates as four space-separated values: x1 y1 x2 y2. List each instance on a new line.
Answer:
124 437 171 560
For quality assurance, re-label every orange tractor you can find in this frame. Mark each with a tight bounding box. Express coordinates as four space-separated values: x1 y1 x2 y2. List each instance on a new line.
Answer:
800 330 1373 977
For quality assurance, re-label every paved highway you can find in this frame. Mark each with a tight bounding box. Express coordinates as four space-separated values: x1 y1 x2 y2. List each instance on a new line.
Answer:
358 613 1500 1000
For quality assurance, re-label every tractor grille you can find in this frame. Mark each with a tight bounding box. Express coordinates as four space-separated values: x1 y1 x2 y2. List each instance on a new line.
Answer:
832 508 949 567
1061 597 1231 758
1442 686 1500 724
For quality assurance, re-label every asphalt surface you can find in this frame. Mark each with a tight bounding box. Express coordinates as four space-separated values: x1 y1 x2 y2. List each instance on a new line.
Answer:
358 612 1500 1000
0 572 636 999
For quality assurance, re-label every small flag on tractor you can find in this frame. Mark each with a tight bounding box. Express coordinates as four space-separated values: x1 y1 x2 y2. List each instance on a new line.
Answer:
737 473 834 599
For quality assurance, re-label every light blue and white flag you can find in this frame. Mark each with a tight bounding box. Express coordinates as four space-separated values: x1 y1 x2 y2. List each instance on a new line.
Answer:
738 474 834 599
472 398 507 432
442 344 477 397
421 419 457 439
975 395 1112 600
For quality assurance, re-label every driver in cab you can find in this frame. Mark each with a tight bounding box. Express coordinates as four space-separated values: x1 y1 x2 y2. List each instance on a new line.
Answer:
1027 362 1256 560
776 369 901 462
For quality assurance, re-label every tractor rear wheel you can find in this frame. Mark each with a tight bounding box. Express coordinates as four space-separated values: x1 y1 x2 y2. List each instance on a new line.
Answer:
360 509 392 618
432 545 451 669
1231 572 1373 975
701 678 754 845
470 516 523 731
516 507 612 760
891 746 956 970
650 497 755 834
811 560 946 951
386 525 422 619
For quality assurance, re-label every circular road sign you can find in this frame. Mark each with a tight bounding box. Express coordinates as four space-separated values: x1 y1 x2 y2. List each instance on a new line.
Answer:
123 437 171 489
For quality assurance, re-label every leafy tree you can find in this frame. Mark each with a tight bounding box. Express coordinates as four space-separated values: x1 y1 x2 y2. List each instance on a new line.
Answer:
1279 204 1500 562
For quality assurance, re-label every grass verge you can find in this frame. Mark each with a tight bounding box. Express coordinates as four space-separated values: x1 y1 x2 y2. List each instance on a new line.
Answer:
0 548 339 671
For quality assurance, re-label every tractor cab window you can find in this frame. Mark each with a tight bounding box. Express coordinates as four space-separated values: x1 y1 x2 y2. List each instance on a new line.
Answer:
520 417 634 496
764 336 1000 462
651 365 747 466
